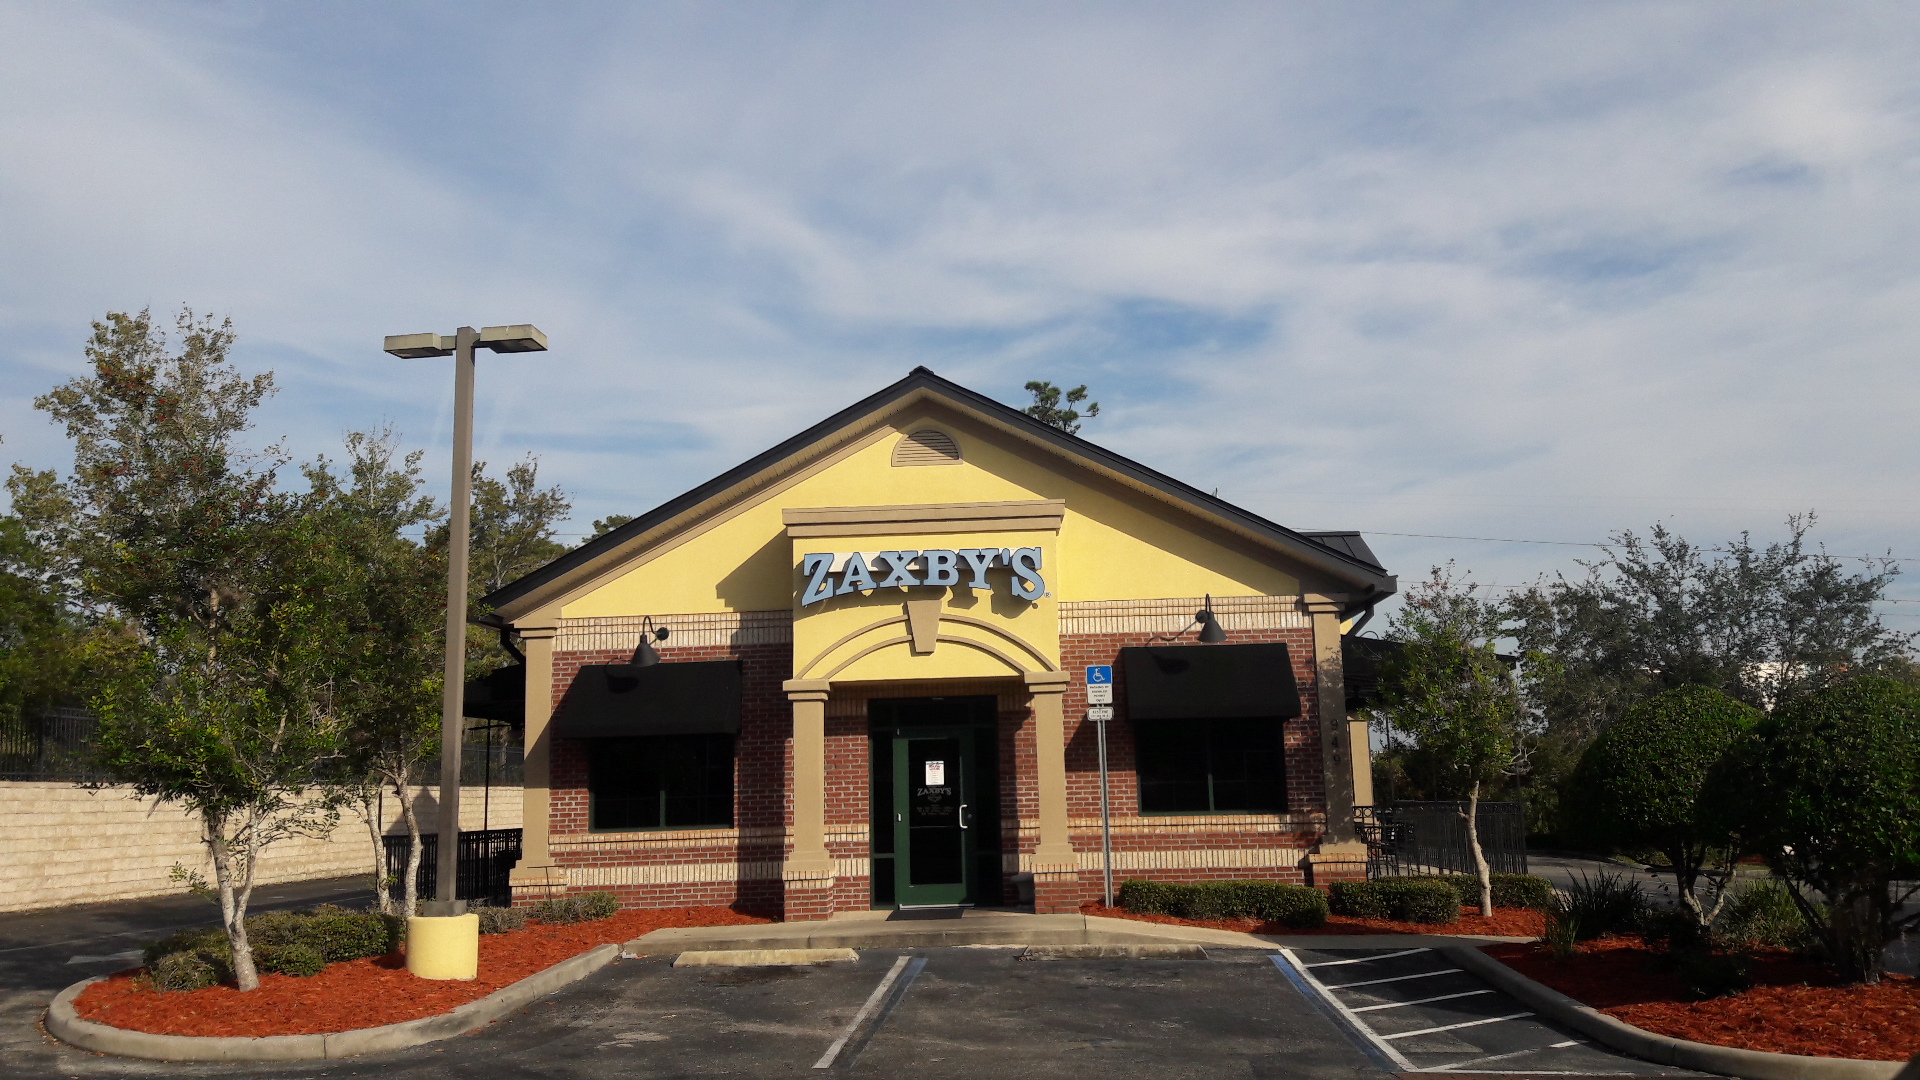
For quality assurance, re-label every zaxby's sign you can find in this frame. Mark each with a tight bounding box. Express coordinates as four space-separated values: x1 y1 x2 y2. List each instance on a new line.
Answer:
799 548 1046 606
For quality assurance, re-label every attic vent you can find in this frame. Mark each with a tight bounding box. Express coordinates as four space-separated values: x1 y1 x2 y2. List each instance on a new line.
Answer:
892 428 962 467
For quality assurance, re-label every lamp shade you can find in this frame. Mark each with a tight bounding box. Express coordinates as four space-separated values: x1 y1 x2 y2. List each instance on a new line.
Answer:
383 332 455 358
476 324 549 353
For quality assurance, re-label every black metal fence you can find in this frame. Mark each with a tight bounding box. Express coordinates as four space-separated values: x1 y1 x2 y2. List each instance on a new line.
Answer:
381 828 523 909
1355 801 1528 880
0 708 114 782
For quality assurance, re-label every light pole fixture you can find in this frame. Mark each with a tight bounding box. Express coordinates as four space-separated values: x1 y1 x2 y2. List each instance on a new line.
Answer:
384 324 548 922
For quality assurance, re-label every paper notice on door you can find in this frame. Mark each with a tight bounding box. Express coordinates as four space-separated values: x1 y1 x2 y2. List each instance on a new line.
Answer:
924 760 946 786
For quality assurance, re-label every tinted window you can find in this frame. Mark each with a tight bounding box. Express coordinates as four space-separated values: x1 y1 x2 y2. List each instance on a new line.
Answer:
589 735 734 830
1134 718 1286 813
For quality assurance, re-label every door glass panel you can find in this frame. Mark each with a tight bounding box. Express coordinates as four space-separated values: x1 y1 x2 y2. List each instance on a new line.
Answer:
907 737 963 886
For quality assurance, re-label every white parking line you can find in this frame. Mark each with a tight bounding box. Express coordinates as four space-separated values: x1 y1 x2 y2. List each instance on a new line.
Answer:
813 955 914 1070
1324 967 1463 989
1273 950 1418 1071
1379 1011 1535 1040
1426 1039 1584 1072
1350 989 1494 1013
1300 947 1432 969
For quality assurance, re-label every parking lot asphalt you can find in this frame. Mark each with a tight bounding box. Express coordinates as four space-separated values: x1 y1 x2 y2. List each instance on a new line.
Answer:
4 939 1721 1080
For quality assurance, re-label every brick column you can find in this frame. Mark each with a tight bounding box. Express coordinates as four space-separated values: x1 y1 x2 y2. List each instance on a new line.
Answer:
1304 594 1367 881
1023 669 1079 912
782 679 836 921
509 625 567 902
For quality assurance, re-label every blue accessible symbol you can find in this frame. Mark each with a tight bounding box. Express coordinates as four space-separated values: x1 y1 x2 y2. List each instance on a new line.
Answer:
1085 665 1112 685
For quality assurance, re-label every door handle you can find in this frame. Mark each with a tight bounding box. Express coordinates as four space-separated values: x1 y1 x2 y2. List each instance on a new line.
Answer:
958 803 970 829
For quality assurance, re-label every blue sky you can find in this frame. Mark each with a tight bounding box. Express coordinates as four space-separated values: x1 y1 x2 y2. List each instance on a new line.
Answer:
2 2 1917 623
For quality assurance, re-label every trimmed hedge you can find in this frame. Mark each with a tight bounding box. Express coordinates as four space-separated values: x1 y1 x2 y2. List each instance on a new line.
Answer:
1327 879 1460 924
1427 874 1555 911
475 904 530 934
1115 879 1328 928
532 891 621 925
141 905 402 989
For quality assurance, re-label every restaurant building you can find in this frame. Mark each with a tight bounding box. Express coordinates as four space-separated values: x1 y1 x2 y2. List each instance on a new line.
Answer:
483 368 1395 919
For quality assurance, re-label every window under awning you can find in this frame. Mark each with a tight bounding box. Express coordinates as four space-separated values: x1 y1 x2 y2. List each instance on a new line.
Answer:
550 660 743 738
1118 643 1302 720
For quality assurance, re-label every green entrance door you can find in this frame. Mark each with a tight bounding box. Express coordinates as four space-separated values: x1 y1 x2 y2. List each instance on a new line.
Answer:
891 728 976 907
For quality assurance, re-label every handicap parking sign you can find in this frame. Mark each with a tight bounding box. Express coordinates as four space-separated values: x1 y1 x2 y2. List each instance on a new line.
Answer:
1085 666 1112 685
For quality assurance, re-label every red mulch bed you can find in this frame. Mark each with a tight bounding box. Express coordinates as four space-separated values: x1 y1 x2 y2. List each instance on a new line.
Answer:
1486 937 1920 1062
1083 902 1545 938
74 906 770 1038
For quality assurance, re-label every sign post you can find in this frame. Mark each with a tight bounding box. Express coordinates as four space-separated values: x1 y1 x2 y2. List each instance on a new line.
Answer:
1086 666 1116 906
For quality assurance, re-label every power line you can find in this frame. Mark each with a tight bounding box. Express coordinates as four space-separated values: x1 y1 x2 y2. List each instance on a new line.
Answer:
1362 530 1913 561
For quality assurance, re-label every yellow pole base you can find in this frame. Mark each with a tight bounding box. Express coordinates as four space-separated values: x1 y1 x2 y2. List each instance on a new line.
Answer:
405 913 480 980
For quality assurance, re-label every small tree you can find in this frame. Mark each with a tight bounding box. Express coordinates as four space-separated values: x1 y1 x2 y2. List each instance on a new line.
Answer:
23 309 350 990
1717 674 1920 983
304 430 446 916
1023 380 1100 434
1376 565 1536 916
1570 685 1760 927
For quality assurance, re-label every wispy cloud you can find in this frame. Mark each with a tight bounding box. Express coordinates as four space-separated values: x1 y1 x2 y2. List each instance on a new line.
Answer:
2 1 1916 608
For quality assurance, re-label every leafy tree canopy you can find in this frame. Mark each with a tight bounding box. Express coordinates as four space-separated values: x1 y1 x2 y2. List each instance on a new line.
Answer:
1506 515 1909 742
1570 684 1760 925
1714 674 1920 982
1023 380 1100 434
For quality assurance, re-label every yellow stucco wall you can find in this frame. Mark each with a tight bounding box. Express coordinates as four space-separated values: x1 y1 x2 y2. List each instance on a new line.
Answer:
559 410 1301 621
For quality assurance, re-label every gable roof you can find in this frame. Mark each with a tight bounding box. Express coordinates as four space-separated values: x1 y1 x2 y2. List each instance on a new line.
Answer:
481 367 1396 620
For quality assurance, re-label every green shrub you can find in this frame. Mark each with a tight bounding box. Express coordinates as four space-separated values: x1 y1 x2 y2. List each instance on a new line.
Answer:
1710 674 1920 983
251 942 325 978
1396 881 1460 924
149 951 220 992
1424 874 1554 910
475 904 529 935
142 927 227 969
1639 906 1709 953
1327 879 1460 924
1540 893 1581 961
1114 880 1328 928
1715 880 1813 951
1558 871 1646 941
533 891 621 925
1674 947 1752 1000
1326 880 1392 919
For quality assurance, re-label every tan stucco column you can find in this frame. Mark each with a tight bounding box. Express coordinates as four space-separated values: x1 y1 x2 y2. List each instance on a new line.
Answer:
509 625 566 897
1304 595 1362 849
782 679 835 917
1023 670 1078 909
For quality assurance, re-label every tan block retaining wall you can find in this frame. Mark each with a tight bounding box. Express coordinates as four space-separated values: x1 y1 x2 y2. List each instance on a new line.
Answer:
0 781 522 913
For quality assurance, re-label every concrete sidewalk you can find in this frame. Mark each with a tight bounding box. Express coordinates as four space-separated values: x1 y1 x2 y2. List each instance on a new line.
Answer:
625 908 1530 955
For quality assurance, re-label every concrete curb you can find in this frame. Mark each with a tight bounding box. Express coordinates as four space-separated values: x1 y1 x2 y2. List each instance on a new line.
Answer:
672 948 859 967
626 912 1533 955
45 943 621 1062
1444 945 1912 1080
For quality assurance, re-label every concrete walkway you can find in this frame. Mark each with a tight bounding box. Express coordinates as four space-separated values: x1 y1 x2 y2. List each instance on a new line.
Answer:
627 907 1530 956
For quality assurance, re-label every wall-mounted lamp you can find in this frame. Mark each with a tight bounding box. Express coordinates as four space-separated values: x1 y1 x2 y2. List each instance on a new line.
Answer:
1195 595 1227 643
1148 594 1229 645
606 617 671 687
628 616 670 668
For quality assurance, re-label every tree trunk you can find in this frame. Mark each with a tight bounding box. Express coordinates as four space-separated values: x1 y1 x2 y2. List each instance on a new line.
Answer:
204 810 261 991
1828 880 1887 985
396 779 424 916
1465 781 1493 917
362 790 394 917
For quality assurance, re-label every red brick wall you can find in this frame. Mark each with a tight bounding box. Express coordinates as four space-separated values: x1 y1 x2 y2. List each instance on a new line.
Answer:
541 620 1332 917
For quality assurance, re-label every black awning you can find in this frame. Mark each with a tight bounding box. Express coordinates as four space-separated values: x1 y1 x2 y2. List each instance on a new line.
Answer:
1119 643 1302 721
550 660 743 738
462 663 526 726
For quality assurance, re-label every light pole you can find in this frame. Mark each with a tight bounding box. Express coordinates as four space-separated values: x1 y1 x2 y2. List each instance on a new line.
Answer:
384 324 548 926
